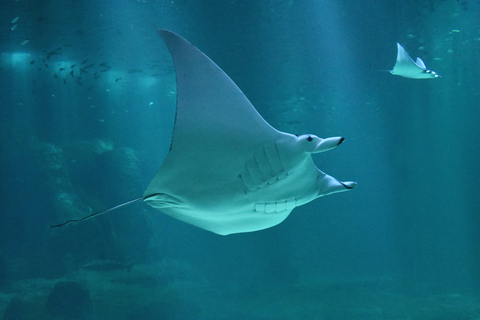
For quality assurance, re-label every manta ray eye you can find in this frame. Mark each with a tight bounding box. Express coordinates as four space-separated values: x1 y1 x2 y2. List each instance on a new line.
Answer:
307 136 313 142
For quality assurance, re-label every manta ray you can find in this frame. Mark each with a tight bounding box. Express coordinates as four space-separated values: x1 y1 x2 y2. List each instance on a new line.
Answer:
390 43 440 79
51 30 356 235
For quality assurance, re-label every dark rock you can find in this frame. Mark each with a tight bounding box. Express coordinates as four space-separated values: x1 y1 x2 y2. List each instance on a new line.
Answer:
0 257 6 287
3 297 25 320
126 299 200 320
45 281 90 319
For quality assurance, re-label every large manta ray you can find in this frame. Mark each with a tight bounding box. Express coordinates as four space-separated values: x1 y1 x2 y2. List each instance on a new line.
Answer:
51 30 356 235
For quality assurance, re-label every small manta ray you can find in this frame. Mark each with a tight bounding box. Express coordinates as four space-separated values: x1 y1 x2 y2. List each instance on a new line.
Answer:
391 43 440 79
50 30 356 235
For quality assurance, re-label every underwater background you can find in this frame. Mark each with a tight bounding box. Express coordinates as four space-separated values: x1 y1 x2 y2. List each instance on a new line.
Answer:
0 0 479 319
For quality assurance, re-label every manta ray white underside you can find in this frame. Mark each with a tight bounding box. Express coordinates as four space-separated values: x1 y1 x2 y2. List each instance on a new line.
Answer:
141 30 356 235
51 30 356 235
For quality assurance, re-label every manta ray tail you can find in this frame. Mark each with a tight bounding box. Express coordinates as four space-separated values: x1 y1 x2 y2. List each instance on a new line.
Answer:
49 197 143 228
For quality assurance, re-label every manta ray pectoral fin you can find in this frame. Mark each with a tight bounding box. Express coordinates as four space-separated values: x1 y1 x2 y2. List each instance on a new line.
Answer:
415 57 427 70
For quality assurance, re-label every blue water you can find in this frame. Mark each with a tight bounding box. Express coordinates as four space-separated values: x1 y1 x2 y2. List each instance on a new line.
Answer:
0 0 479 319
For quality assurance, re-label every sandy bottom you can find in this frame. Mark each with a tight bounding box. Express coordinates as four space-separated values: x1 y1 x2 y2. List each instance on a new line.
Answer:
0 262 479 320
